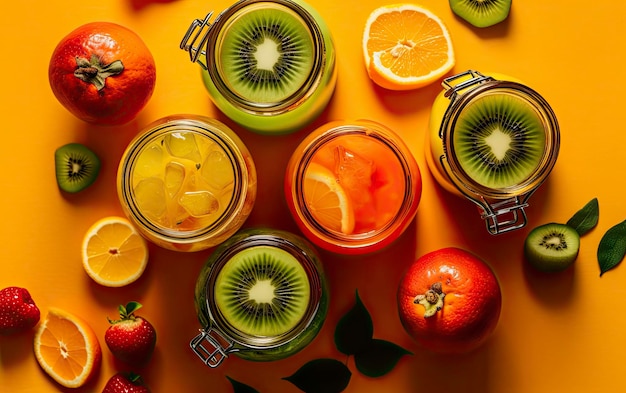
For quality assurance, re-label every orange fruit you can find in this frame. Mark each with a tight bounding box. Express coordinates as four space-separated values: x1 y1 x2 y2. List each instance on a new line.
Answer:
48 22 156 125
303 162 356 234
397 247 502 354
33 308 102 388
362 3 455 90
81 216 149 287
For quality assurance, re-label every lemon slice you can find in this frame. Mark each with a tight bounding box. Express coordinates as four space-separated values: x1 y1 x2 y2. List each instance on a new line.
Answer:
303 162 355 235
81 216 148 287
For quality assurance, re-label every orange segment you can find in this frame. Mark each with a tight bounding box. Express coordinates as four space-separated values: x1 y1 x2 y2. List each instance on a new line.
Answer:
303 162 355 235
81 216 149 287
362 3 455 90
33 308 101 388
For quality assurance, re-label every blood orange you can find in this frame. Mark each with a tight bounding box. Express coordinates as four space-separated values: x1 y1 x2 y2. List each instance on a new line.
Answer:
397 247 502 354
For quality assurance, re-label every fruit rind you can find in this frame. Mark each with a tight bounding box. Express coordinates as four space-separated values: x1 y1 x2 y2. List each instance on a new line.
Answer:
449 0 512 28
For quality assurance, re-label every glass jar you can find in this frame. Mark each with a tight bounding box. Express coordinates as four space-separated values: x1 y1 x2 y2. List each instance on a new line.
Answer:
285 120 422 255
426 70 560 235
191 228 328 367
179 0 337 135
117 114 257 252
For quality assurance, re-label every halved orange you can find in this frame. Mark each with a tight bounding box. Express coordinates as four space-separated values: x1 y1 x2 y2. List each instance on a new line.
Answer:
33 307 102 388
362 3 455 90
81 216 148 287
303 162 355 235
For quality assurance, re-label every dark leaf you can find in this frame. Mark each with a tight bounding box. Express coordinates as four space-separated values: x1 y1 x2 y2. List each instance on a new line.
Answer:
566 197 599 236
354 339 412 378
283 358 351 393
334 290 373 355
226 376 260 393
598 220 626 276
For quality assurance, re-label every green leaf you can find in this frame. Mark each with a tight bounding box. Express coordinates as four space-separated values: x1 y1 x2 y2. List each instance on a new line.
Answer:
334 290 373 355
283 358 351 393
598 220 626 276
226 376 260 393
354 339 412 378
566 197 599 236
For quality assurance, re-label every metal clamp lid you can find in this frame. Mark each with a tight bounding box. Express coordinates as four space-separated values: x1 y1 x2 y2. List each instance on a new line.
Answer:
180 12 214 70
190 326 238 368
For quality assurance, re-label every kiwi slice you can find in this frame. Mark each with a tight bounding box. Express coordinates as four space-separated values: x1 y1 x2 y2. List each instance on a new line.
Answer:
452 93 546 189
54 143 101 193
524 223 580 272
219 4 315 104
449 0 512 28
214 245 311 338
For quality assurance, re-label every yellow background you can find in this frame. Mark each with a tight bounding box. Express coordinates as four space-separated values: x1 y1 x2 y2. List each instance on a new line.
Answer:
1 0 625 392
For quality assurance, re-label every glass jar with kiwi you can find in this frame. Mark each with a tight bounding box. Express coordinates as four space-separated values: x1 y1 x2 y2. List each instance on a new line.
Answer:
117 114 257 252
191 228 328 367
284 120 422 255
180 0 336 135
426 70 560 235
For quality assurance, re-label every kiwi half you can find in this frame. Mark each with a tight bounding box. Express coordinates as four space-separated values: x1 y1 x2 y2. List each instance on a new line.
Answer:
449 0 512 28
452 92 546 190
219 5 315 104
214 245 311 337
524 223 580 272
54 143 101 193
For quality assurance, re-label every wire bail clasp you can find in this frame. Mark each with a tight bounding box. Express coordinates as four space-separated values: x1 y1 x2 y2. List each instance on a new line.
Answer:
190 326 238 368
180 12 215 70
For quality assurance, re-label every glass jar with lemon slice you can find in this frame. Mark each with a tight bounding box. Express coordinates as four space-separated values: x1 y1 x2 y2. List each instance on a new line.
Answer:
117 115 257 252
284 120 422 255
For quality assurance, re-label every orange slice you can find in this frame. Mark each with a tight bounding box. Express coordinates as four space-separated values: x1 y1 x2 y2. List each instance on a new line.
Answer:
33 308 102 388
362 3 455 90
303 162 355 235
81 216 148 287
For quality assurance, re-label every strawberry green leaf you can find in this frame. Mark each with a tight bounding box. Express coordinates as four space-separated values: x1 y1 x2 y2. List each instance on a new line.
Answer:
598 220 626 276
283 358 351 393
566 197 599 236
354 339 412 378
226 376 260 393
334 290 373 355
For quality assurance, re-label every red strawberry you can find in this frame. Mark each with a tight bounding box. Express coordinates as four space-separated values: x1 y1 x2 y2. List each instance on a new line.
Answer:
0 287 40 335
105 302 156 366
102 372 151 393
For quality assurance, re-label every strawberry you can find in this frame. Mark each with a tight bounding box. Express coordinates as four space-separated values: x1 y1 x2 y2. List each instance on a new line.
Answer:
0 287 40 335
104 302 156 366
102 372 151 393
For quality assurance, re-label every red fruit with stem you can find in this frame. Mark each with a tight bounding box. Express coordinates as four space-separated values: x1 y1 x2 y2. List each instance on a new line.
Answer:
105 302 156 366
102 372 151 393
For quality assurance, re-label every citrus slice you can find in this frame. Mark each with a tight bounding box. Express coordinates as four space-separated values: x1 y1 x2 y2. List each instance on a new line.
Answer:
362 3 455 90
81 216 148 287
33 308 102 388
303 162 355 235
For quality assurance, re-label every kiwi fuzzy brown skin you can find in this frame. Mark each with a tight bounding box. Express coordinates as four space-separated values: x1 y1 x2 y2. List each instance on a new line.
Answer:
449 0 512 28
524 223 580 272
54 143 101 193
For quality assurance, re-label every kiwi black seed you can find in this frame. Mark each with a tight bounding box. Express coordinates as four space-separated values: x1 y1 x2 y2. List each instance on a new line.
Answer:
54 143 101 193
524 223 580 272
449 0 512 28
214 247 310 337
453 93 546 189
219 7 315 103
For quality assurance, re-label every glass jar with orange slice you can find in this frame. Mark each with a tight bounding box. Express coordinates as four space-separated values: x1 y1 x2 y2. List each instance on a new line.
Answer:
284 120 422 255
117 115 257 252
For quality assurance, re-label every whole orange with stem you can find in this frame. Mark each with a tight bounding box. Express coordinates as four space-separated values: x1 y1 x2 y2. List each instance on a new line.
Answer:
397 247 502 354
48 22 156 126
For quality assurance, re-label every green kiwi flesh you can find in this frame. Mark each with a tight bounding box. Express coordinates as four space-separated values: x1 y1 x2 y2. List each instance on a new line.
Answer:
214 245 311 337
449 0 512 28
524 223 580 272
54 143 101 193
452 92 546 189
219 5 315 104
